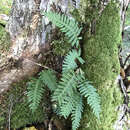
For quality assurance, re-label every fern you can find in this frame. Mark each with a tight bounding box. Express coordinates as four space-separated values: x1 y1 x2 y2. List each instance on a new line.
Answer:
27 78 44 112
77 76 101 119
59 95 75 118
62 49 85 72
39 70 57 92
27 11 101 130
71 94 83 130
44 11 82 47
52 70 77 105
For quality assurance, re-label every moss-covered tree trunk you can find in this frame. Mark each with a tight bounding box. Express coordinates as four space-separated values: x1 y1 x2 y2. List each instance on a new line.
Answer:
79 1 129 130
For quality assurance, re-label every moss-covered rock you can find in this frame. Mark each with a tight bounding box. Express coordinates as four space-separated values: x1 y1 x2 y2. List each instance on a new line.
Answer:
79 2 122 130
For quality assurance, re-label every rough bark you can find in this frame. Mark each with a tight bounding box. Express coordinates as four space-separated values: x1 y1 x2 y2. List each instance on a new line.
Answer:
0 0 73 93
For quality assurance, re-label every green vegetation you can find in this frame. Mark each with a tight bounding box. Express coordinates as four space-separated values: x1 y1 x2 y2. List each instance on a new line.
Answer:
52 36 71 56
79 2 122 130
0 25 10 53
0 81 46 129
125 4 130 26
27 11 101 130
0 0 12 54
84 2 121 86
44 11 82 47
0 0 12 15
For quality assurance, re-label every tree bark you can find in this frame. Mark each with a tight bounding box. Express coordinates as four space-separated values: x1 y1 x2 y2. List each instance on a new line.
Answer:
0 0 79 93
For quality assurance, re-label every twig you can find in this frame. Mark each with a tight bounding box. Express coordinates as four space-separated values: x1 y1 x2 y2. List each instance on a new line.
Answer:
124 54 130 67
8 95 14 130
25 58 50 69
118 75 130 121
25 58 60 74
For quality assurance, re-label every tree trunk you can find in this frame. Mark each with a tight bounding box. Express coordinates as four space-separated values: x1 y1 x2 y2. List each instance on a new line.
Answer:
0 0 129 129
79 1 129 130
0 0 76 93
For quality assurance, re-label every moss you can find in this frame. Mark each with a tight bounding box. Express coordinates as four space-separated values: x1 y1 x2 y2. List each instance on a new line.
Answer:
11 98 45 129
73 0 100 23
0 0 12 15
79 2 122 130
51 31 71 56
52 38 71 56
79 82 122 130
0 80 47 129
0 25 11 53
83 2 121 86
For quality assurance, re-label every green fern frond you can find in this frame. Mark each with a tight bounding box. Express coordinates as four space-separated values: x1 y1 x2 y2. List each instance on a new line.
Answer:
39 69 57 92
59 96 74 118
78 79 101 119
27 79 44 112
71 94 83 130
62 50 85 72
52 70 77 105
44 11 82 47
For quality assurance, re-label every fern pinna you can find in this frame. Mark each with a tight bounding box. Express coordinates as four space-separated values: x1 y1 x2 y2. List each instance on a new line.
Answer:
27 11 101 130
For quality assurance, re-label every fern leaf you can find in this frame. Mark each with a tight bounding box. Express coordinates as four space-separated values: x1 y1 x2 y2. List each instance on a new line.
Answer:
59 96 74 118
62 50 84 72
52 70 77 105
39 69 57 92
71 94 83 130
27 79 44 112
44 11 82 47
78 80 101 119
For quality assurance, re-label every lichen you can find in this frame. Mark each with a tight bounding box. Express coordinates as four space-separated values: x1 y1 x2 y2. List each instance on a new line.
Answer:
79 2 122 130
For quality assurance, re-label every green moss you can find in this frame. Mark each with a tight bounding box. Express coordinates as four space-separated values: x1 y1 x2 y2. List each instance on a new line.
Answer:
11 98 45 129
0 80 46 129
73 0 99 23
0 25 11 53
0 0 12 15
52 35 71 56
79 2 122 130
83 2 121 86
79 82 122 130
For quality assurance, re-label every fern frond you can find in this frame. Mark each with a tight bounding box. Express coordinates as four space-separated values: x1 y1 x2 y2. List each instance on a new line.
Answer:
52 70 77 105
71 94 83 130
59 96 74 118
62 50 85 72
27 79 44 112
78 79 101 119
44 11 82 47
39 69 57 92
